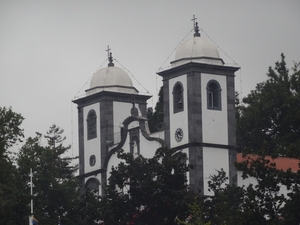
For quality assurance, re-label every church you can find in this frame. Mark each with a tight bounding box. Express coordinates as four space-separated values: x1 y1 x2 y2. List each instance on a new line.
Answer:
73 21 240 196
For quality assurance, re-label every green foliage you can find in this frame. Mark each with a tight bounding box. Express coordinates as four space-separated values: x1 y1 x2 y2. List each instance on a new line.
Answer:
175 200 211 225
0 106 25 225
275 161 300 224
205 158 300 225
44 124 66 147
237 54 300 157
0 155 28 225
65 188 103 225
16 125 79 225
236 157 286 224
0 106 24 153
232 54 300 224
99 147 203 225
147 86 164 133
205 169 245 225
0 121 102 225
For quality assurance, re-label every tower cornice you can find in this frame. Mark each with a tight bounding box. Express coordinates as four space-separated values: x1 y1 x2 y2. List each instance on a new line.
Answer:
157 62 240 81
73 91 151 107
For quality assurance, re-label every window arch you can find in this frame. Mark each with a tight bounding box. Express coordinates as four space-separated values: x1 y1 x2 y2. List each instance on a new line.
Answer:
173 82 184 113
87 109 97 140
207 80 221 110
84 178 100 194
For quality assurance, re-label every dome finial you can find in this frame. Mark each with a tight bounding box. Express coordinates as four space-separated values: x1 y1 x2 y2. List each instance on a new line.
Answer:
130 95 138 116
108 52 114 67
191 14 200 37
106 45 114 67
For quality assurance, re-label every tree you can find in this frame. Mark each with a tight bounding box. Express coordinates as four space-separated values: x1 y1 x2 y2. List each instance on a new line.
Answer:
206 54 300 224
204 157 300 225
0 107 25 224
66 188 103 225
204 169 246 225
99 147 205 225
277 163 300 224
147 86 164 133
0 106 24 153
16 124 79 225
237 54 300 157
175 200 210 225
236 156 287 224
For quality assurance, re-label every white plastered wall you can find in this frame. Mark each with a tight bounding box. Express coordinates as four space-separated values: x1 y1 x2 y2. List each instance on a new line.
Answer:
107 152 121 183
201 73 229 195
237 171 289 197
107 121 163 183
113 101 136 143
83 103 101 173
182 148 190 185
139 130 162 159
107 120 142 182
201 73 228 145
169 74 189 148
203 147 229 195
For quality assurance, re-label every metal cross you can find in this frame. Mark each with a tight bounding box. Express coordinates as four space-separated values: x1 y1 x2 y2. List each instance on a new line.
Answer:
191 14 197 28
106 45 111 60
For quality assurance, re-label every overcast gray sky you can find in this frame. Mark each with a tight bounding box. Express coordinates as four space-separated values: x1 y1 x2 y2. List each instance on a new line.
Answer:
1 0 300 155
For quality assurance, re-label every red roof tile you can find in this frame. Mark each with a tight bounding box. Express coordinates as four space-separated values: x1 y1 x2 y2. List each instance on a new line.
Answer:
236 153 300 172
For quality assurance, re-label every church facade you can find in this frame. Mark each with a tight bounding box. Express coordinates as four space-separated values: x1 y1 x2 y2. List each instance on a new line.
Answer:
73 23 240 196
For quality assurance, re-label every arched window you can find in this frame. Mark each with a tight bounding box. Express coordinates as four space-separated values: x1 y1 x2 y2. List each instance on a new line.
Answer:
87 110 97 140
85 178 100 194
173 82 184 113
207 80 221 110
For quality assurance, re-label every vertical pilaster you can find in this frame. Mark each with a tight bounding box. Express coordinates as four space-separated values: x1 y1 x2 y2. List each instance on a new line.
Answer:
163 80 170 148
78 106 85 187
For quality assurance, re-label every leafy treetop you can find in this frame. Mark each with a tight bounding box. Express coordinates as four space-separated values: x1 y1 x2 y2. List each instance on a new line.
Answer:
237 54 300 158
99 147 206 225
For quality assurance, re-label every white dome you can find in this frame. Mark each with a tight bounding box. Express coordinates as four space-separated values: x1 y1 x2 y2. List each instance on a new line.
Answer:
86 66 138 95
171 36 224 67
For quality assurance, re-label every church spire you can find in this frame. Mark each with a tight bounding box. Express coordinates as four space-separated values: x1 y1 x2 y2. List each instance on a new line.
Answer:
106 45 114 67
191 14 200 37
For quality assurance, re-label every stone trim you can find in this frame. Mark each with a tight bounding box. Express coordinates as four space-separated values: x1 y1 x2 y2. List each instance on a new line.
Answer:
102 116 164 170
86 85 139 94
170 141 236 152
158 62 239 81
226 76 236 146
77 106 85 187
226 75 237 185
188 145 204 193
77 168 105 179
163 80 170 148
187 72 202 143
73 91 151 109
101 116 164 188
170 56 225 65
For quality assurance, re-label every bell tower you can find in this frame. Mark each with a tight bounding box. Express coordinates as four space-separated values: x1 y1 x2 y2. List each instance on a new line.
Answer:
73 49 150 194
158 20 239 194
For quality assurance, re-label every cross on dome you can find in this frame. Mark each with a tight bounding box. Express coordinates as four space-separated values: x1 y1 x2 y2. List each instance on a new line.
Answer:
106 45 114 67
191 14 197 26
191 14 200 37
